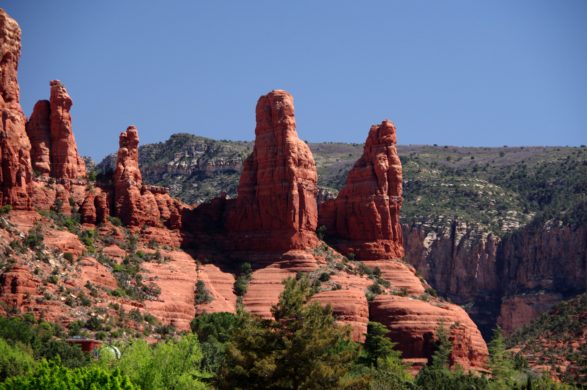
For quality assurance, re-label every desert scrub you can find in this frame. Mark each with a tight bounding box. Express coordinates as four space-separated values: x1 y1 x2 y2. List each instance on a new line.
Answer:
195 280 213 304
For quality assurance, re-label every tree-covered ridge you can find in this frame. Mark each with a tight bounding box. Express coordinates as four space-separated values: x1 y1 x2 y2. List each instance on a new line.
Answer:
507 293 587 386
97 134 587 236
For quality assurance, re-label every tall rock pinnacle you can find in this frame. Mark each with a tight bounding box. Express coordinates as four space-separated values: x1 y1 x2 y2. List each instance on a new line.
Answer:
0 9 32 209
226 90 319 252
113 126 144 225
320 120 404 259
48 80 86 179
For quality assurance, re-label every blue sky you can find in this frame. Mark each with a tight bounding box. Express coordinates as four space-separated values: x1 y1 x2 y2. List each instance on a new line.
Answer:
3 1 586 160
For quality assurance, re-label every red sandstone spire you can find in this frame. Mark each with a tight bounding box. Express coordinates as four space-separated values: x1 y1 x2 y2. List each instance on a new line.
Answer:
227 90 319 251
319 120 404 259
0 9 32 209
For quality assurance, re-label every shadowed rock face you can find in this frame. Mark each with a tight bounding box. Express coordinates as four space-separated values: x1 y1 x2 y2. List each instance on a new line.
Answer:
320 120 403 260
26 100 51 177
0 9 32 209
226 90 319 252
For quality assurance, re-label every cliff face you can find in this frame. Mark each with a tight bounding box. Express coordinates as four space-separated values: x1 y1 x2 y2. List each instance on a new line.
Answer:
226 90 319 252
403 220 587 336
0 9 32 209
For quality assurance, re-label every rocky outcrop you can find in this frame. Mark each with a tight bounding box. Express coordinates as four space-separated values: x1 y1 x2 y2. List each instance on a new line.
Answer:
80 188 110 224
226 90 319 252
0 9 32 209
370 295 488 371
319 120 403 260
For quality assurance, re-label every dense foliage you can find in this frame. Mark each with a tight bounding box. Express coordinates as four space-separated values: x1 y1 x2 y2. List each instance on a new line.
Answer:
0 278 579 388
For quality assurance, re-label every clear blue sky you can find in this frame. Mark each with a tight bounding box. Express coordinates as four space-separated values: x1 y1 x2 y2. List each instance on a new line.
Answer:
3 1 586 161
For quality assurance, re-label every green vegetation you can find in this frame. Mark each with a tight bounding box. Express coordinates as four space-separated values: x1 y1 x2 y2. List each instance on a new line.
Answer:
0 282 576 389
233 262 252 298
195 280 213 304
507 293 587 386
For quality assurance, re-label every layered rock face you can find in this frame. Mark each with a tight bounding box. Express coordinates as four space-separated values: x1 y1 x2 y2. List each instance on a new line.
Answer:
370 295 488 371
226 90 319 252
0 9 32 209
403 220 587 335
319 120 403 260
113 126 183 230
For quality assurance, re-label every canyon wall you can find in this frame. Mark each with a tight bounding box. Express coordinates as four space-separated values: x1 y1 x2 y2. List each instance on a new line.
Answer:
403 220 587 335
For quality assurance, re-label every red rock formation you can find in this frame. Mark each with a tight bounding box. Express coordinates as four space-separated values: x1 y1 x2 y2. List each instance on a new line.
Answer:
48 80 86 179
113 126 153 225
226 90 319 252
26 100 51 176
0 9 32 209
113 126 184 229
81 188 110 224
312 289 369 342
142 250 198 331
370 295 488 371
319 120 403 260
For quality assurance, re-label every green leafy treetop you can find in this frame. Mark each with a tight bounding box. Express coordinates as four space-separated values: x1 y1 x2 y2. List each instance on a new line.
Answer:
217 276 358 390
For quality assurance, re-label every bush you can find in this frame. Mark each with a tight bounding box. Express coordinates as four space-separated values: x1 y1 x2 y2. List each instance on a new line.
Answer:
195 280 213 304
234 262 253 297
2 360 137 389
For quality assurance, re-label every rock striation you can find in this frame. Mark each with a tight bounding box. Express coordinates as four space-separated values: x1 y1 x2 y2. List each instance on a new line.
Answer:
319 120 403 260
0 9 32 209
226 90 319 252
370 295 488 371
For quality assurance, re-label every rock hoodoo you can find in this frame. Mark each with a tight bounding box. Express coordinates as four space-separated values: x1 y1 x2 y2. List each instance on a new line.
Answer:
113 125 151 226
112 125 183 230
0 9 32 209
26 80 87 180
49 80 86 179
320 120 403 260
226 90 319 252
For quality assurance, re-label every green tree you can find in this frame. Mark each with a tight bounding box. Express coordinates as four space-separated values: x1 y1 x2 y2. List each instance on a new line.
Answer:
0 360 136 390
115 334 208 390
191 312 242 373
363 321 400 367
0 339 36 381
217 276 359 389
488 326 515 388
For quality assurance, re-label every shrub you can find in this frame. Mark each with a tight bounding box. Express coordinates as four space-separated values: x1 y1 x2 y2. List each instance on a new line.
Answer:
195 280 213 304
